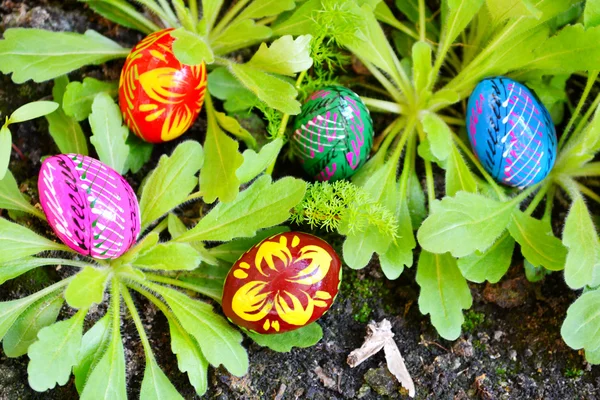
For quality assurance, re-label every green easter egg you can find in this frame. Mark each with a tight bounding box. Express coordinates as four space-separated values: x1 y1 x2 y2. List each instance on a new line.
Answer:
291 86 374 181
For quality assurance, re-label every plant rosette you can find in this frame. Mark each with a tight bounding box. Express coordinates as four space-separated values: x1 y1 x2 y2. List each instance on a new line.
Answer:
222 232 342 334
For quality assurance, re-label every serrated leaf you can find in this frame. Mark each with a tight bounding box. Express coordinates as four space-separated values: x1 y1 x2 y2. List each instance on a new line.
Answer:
140 355 184 400
0 29 129 83
380 200 415 280
168 317 208 396
154 285 248 376
412 41 432 94
124 134 153 174
215 111 258 149
211 20 272 55
229 63 300 114
343 225 391 270
246 323 323 352
585 0 600 28
247 35 313 76
63 77 118 122
208 226 289 263
0 170 39 216
508 210 567 272
457 231 515 283
207 68 258 112
0 125 11 180
80 0 157 33
46 76 89 155
74 314 111 393
3 294 63 357
416 251 473 340
65 267 109 309
562 289 600 364
177 175 305 243
139 141 204 229
171 28 214 65
421 112 453 162
236 138 283 183
445 145 478 196
417 192 514 258
201 102 243 204
486 0 542 23
563 197 600 289
133 242 201 271
27 309 86 392
0 218 66 264
89 92 129 175
9 101 58 124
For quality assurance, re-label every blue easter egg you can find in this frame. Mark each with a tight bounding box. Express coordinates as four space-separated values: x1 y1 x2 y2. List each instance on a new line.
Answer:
466 77 557 188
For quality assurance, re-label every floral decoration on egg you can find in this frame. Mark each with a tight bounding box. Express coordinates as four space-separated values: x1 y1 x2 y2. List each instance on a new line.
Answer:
222 232 342 334
467 76 557 188
291 85 374 181
38 154 140 259
118 28 207 143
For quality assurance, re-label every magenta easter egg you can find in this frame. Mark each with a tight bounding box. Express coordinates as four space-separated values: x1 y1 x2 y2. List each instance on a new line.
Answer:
38 154 140 259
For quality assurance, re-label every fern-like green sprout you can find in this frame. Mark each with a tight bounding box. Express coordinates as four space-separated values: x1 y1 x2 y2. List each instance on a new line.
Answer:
290 180 398 238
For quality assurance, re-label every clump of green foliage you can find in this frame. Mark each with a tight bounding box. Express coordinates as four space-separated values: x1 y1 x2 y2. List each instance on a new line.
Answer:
0 140 325 397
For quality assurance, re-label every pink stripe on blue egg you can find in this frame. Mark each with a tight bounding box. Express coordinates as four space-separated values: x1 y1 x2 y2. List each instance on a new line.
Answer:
466 77 557 189
38 154 140 259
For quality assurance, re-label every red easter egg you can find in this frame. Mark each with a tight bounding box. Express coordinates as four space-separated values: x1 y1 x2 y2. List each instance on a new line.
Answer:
118 28 207 143
222 232 342 334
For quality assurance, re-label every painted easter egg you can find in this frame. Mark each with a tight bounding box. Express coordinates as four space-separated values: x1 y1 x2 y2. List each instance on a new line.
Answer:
222 232 342 334
38 154 140 259
119 28 207 143
291 86 374 181
466 76 557 188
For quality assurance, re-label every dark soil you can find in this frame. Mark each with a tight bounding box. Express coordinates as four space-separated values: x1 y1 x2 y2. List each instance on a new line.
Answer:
1 1 600 399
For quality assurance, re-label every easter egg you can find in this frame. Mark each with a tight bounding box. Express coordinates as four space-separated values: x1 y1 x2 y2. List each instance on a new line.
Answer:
38 154 140 259
222 232 342 334
291 86 374 181
466 76 557 188
119 28 207 143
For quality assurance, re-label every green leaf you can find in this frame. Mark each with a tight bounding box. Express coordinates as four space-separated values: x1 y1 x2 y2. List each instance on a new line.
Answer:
0 218 66 264
417 192 514 258
27 309 86 391
442 0 485 53
408 168 427 227
0 258 64 285
412 41 432 94
80 318 126 400
527 24 600 72
247 35 313 76
65 267 109 309
139 141 204 229
556 104 600 173
176 264 229 301
171 28 214 65
200 0 224 34
236 0 296 20
211 20 272 55
201 103 243 204
421 112 453 162
272 0 319 36
585 0 600 28
486 0 542 23
208 226 289 263
562 289 600 364
177 175 305 243
89 92 130 175
9 101 58 124
124 134 153 174
508 210 567 272
74 314 110 393
416 251 473 340
457 231 515 283
228 62 300 114
80 0 157 33
236 138 283 183
246 323 323 352
0 170 39 216
445 145 478 196
343 225 391 270
215 111 258 149
428 89 461 110
3 294 63 357
46 76 89 155
563 197 600 289
154 285 248 376
140 355 184 400
207 68 258 112
168 318 209 396
524 259 550 282
63 77 118 122
133 242 201 271
380 200 415 280
0 125 11 180
0 29 129 83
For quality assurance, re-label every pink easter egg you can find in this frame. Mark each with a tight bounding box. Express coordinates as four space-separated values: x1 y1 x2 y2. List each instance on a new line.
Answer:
38 154 140 259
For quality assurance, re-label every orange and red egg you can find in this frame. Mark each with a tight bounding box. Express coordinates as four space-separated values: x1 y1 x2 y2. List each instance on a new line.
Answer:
118 28 207 143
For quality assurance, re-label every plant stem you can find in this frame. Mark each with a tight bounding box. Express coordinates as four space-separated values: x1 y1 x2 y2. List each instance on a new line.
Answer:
416 122 435 207
418 0 426 42
373 117 404 152
37 258 98 269
157 0 179 26
121 284 154 360
572 89 600 143
361 97 404 114
510 183 542 207
558 71 599 151
256 16 277 26
149 218 169 236
212 0 252 36
524 181 550 216
28 206 47 221
569 162 600 177
136 0 178 28
576 182 600 204
128 281 186 335
189 0 198 22
542 184 556 222
361 59 404 104
440 115 465 126
107 2 161 33
146 272 221 302
183 190 205 202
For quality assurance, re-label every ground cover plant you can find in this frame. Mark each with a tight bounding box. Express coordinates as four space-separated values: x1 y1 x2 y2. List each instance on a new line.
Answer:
1 0 600 398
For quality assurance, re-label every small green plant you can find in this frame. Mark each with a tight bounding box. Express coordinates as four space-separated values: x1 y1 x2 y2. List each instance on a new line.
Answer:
0 140 323 397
